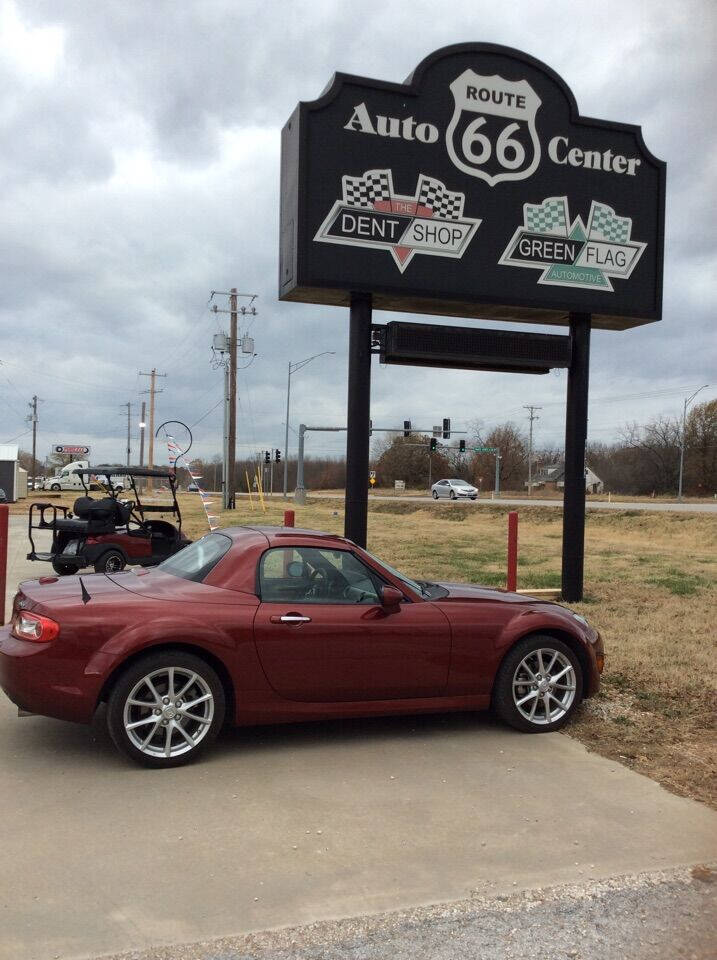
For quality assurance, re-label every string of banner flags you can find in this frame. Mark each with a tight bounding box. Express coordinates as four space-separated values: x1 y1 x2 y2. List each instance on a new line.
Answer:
166 436 220 531
165 435 268 530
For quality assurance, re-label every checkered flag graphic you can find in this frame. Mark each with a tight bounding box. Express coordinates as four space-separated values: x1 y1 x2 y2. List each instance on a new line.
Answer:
342 169 393 207
588 202 631 244
525 197 568 235
416 176 464 219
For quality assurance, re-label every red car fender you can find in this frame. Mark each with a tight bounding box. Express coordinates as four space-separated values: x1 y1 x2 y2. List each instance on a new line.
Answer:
493 606 599 694
82 611 249 709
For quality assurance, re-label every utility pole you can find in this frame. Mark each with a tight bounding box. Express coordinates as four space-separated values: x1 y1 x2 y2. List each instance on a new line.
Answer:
124 402 132 466
678 384 709 501
28 396 38 484
524 405 541 496
139 401 146 466
139 369 166 491
227 289 238 508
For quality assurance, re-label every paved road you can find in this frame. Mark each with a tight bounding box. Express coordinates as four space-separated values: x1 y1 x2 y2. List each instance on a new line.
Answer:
313 493 717 514
2 516 716 960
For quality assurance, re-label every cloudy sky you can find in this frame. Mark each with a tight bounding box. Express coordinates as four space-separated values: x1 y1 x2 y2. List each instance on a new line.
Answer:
1 0 715 469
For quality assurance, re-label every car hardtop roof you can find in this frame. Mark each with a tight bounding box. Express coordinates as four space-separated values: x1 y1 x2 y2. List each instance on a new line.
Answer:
225 525 355 547
73 464 177 479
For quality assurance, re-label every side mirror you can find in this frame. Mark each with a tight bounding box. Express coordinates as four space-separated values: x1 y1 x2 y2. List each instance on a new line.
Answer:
381 585 404 609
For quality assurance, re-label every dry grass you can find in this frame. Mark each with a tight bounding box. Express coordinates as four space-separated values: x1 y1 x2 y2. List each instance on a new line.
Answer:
10 489 717 807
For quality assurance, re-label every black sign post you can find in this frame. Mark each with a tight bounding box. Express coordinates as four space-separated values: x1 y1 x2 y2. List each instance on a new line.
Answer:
280 43 665 599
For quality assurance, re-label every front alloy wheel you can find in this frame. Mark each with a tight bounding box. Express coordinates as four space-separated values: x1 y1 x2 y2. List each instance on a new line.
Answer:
493 635 582 732
432 490 439 499
107 651 225 767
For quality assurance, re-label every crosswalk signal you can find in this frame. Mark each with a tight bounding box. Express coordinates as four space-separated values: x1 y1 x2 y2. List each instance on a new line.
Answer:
274 449 281 463
430 437 437 452
264 450 270 464
442 418 451 439
459 439 466 453
403 419 411 438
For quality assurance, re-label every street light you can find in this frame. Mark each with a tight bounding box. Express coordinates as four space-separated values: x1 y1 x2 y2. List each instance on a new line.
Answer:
283 351 336 499
678 384 709 501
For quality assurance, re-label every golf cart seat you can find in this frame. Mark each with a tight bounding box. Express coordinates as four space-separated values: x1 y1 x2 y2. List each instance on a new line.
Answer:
71 496 132 532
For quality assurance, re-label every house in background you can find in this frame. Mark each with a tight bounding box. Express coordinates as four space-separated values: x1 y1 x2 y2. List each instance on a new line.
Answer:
0 444 28 502
529 461 604 494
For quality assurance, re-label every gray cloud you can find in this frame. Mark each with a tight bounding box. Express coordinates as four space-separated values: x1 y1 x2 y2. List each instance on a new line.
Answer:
1 0 715 468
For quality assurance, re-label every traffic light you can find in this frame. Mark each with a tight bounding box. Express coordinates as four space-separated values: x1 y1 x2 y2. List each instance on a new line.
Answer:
403 419 411 438
264 450 270 464
274 449 281 463
459 439 466 453
369 419 373 437
430 437 437 452
442 418 451 439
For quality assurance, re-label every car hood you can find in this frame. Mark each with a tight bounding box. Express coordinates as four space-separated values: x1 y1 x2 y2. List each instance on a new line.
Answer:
436 582 548 604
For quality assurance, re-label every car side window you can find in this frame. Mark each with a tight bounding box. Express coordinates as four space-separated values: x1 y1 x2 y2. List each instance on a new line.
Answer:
259 546 381 605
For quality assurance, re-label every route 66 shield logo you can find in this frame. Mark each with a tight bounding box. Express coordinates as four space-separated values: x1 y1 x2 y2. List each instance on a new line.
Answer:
446 70 542 186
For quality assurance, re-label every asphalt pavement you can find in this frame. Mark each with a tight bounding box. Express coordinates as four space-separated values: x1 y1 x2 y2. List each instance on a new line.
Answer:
2 514 716 960
314 492 717 513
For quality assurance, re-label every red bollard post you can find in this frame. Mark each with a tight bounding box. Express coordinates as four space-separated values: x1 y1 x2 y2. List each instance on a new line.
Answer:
0 504 8 626
283 509 295 528
507 511 518 592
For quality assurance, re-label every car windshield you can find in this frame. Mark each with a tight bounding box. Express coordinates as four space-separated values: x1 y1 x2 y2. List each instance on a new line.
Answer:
363 549 427 597
158 533 231 582
451 479 471 486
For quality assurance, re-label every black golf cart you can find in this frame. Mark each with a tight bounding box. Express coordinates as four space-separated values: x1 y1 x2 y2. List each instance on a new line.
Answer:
27 465 190 575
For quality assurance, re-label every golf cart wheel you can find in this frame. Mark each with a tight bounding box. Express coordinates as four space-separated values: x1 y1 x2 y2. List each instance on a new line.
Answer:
493 634 583 733
432 490 438 499
94 549 126 574
52 559 77 576
107 650 225 768
51 483 61 491
449 489 456 500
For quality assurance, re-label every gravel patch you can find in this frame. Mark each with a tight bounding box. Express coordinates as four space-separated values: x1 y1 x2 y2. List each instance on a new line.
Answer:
98 865 716 960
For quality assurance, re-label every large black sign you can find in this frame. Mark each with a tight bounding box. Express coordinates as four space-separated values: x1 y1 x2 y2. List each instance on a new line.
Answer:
279 43 665 330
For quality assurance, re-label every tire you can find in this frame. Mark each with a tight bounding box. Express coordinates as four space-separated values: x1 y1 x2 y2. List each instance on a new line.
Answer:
107 650 226 768
52 559 77 576
94 549 126 574
449 490 456 500
492 634 583 733
51 483 61 492
432 490 438 499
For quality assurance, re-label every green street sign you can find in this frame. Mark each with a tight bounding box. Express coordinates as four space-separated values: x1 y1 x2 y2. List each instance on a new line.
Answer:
473 446 497 453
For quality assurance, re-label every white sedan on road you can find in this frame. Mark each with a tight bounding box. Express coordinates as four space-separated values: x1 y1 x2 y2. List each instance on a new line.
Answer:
431 478 478 500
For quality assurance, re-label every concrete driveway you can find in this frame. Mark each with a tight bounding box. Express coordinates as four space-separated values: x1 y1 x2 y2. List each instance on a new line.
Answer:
1 515 716 960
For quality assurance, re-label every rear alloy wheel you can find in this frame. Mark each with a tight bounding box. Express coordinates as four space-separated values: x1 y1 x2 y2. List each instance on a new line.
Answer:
94 549 126 573
107 651 225 767
493 635 583 733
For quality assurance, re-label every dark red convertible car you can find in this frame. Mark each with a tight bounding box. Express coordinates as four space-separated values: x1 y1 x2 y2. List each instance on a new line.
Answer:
0 526 604 767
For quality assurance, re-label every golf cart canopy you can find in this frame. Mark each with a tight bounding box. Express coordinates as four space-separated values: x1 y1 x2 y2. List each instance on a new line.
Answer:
72 465 176 479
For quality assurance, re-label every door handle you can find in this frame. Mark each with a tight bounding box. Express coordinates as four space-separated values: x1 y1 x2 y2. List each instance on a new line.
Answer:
270 614 312 624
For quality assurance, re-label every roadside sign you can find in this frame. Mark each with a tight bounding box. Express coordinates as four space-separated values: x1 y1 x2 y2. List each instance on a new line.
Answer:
473 446 497 453
394 480 406 492
54 444 90 456
280 43 664 330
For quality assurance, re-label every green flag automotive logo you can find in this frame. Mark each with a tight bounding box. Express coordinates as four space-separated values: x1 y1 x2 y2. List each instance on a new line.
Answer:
499 196 646 291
